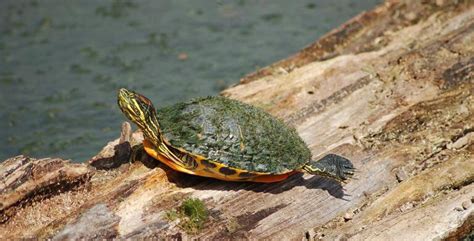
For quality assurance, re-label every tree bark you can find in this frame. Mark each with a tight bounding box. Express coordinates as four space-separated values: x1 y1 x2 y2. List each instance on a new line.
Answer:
1 0 473 240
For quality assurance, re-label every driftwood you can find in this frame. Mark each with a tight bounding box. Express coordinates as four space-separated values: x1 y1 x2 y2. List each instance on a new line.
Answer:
1 0 473 240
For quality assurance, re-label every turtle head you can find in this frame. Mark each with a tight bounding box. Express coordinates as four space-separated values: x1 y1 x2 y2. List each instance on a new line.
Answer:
118 88 162 145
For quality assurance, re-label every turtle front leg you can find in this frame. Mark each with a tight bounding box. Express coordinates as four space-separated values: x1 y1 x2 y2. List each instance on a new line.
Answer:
130 143 144 163
131 143 162 169
302 154 355 182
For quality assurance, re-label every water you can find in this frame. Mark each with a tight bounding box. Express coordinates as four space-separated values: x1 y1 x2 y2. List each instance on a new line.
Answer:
0 0 382 162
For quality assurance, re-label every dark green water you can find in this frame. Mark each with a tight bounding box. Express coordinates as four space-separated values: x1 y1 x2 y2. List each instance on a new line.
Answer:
0 0 382 162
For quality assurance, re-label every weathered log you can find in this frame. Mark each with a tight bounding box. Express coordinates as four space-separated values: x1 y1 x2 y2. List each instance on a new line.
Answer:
1 0 473 240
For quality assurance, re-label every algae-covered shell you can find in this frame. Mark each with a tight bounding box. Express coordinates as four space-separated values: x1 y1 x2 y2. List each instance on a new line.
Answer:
157 96 312 174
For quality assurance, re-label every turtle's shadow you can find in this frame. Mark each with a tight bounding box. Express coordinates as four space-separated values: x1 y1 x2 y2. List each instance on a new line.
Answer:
170 172 347 199
140 156 347 199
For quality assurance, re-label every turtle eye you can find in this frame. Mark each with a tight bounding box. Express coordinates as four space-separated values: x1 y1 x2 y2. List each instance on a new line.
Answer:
137 95 152 107
135 95 155 117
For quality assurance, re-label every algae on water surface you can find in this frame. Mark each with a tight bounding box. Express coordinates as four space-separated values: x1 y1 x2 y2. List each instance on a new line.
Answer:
0 0 382 161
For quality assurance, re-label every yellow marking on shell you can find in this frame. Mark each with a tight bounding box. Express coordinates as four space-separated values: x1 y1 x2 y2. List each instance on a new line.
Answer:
143 139 278 182
192 158 296 183
192 158 258 181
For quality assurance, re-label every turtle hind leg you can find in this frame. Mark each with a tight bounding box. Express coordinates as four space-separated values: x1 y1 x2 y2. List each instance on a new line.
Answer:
302 154 354 182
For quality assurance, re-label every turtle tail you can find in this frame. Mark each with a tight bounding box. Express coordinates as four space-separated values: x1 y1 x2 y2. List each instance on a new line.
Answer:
302 154 354 182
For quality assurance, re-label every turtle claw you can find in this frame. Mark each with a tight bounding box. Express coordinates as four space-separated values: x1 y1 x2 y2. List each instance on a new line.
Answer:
343 166 356 175
343 164 355 169
344 170 355 175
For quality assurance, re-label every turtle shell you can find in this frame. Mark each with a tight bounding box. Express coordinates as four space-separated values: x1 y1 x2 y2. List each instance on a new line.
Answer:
156 96 311 174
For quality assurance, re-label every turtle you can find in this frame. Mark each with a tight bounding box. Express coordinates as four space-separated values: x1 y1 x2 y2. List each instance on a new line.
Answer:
117 88 354 183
